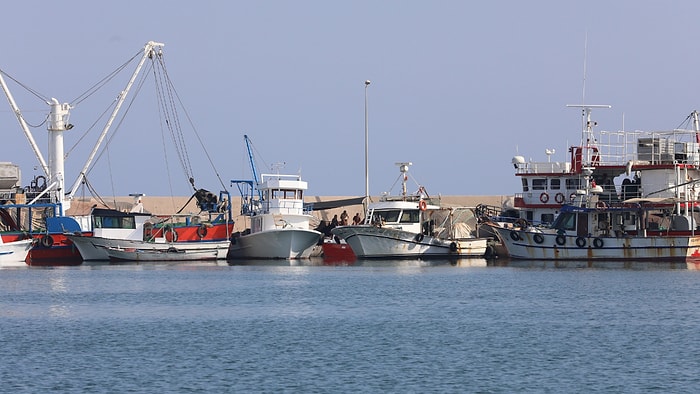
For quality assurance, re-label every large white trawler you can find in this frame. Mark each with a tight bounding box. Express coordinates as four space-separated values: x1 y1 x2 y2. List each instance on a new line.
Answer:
331 163 488 259
489 106 700 262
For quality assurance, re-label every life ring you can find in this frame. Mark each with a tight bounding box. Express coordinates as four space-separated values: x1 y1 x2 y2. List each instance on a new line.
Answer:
418 200 427 211
40 234 54 248
196 224 208 238
555 193 565 204
415 233 424 242
510 230 521 241
533 233 544 244
164 225 178 242
575 237 587 248
449 242 458 252
540 193 550 203
593 238 604 248
555 234 566 246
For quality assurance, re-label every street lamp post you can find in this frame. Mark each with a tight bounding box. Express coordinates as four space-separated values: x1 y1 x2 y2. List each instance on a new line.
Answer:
364 80 371 221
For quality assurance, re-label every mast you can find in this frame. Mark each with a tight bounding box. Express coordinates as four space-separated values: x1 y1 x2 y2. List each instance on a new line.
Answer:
364 80 371 217
47 98 73 207
396 162 412 197
244 134 263 202
66 40 165 203
566 104 611 166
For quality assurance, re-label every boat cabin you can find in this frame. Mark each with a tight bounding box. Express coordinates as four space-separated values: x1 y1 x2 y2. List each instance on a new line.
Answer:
552 201 698 239
246 173 312 233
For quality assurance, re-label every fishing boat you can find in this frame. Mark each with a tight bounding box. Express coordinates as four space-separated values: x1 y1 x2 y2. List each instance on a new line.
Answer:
227 136 322 259
0 162 84 266
489 106 700 262
105 245 219 262
331 162 488 259
228 173 322 259
67 191 233 261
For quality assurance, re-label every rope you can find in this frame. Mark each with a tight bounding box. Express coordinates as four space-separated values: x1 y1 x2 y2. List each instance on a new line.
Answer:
70 50 142 107
0 69 49 103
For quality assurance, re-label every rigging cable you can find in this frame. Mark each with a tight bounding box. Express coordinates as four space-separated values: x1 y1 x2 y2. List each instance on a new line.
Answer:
69 50 142 107
154 54 229 192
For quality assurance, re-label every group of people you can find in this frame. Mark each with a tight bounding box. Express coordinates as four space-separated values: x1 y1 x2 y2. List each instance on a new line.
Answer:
315 210 363 237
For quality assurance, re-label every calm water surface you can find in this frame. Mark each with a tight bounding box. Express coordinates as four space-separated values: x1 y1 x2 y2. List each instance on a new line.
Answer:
2 258 700 393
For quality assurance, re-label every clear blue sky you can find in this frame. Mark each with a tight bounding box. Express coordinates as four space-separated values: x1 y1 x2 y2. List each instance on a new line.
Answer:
3 1 700 199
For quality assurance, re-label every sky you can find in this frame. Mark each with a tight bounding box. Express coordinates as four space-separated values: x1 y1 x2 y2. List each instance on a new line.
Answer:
3 1 700 200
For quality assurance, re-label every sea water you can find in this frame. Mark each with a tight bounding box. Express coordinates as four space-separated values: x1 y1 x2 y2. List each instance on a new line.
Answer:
2 259 700 393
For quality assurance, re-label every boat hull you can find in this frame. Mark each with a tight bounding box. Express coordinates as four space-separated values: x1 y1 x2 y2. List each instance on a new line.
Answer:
332 225 488 259
227 229 322 259
494 226 700 261
106 247 219 262
0 239 32 267
321 242 357 263
68 235 230 260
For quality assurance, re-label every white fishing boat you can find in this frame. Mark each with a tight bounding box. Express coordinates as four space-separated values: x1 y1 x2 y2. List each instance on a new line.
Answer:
105 246 219 262
331 163 488 259
67 195 232 261
228 173 322 259
0 238 32 267
490 106 700 262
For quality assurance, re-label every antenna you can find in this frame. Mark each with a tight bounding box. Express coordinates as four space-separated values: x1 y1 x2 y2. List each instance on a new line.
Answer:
582 30 588 107
545 149 555 163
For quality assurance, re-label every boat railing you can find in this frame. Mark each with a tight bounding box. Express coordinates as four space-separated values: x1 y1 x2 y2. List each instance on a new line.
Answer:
515 128 700 171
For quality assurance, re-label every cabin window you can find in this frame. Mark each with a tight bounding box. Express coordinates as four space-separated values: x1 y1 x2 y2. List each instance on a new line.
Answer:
565 178 581 190
532 179 546 190
550 179 561 190
521 178 529 192
553 212 576 231
541 213 555 224
399 210 420 223
93 216 135 229
378 210 401 223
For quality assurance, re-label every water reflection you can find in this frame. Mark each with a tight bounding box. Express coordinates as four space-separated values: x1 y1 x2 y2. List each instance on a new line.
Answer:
489 258 700 270
227 258 488 268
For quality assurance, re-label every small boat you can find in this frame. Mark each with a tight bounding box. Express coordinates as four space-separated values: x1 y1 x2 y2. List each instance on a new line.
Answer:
0 237 32 267
489 106 700 262
331 163 489 259
105 246 218 262
227 136 322 260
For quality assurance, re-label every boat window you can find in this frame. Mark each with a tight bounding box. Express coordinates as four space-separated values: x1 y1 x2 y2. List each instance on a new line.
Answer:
526 210 533 221
93 216 136 229
400 210 420 223
378 210 401 223
521 178 529 192
532 179 546 190
565 178 580 190
552 212 576 231
540 213 555 224
550 179 561 190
